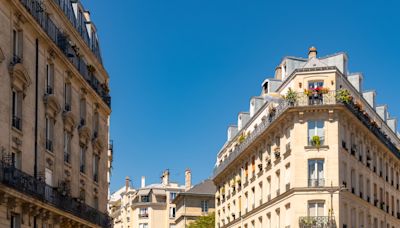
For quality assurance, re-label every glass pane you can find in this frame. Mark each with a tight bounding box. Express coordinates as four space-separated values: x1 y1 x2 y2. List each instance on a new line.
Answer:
308 161 315 179
308 203 316 216
317 161 324 179
317 203 324 216
308 121 316 140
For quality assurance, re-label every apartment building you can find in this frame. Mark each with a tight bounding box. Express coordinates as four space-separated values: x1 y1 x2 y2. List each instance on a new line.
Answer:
173 178 216 228
109 170 188 228
212 47 400 228
0 0 111 227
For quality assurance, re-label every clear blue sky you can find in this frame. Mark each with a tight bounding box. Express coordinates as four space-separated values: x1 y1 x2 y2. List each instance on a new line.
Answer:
81 0 400 192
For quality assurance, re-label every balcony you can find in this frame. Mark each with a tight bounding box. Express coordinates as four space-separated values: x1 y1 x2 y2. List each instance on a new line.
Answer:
299 216 331 228
308 179 325 188
18 0 111 108
213 89 400 179
0 161 110 227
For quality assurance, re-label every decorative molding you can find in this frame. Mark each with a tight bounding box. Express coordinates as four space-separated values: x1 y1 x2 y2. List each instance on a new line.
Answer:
8 63 32 93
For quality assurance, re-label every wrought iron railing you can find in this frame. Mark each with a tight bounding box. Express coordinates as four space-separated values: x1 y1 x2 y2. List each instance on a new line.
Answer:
213 90 400 178
299 216 332 228
0 161 111 227
308 178 325 187
18 0 111 108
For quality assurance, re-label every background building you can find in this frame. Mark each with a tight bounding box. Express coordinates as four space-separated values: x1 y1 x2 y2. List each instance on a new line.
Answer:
212 47 400 228
109 169 188 228
174 178 216 228
0 0 111 227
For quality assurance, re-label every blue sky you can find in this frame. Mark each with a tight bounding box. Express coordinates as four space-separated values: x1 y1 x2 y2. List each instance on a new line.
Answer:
81 0 400 192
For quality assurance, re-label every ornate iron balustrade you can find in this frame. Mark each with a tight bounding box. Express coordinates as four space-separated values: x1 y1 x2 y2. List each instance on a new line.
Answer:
0 161 111 227
299 216 332 228
18 0 111 108
213 90 400 178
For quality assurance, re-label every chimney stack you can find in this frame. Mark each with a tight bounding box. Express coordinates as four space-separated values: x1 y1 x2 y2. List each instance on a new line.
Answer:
125 176 130 191
162 169 170 186
308 46 317 59
141 176 146 188
185 169 192 191
274 66 282 80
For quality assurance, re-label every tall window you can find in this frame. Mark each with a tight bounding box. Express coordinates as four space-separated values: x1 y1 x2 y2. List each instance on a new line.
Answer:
63 132 71 163
10 213 21 228
139 223 148 228
64 83 71 111
45 117 54 152
308 120 324 146
80 145 86 173
170 192 177 202
12 90 22 130
93 196 99 209
169 207 176 218
93 154 99 182
80 99 86 126
139 208 148 217
12 29 23 63
93 112 99 138
11 151 21 169
46 64 54 94
308 201 324 217
201 200 209 213
308 160 324 187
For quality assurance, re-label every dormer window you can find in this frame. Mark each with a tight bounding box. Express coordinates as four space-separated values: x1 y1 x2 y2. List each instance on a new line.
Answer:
263 82 269 94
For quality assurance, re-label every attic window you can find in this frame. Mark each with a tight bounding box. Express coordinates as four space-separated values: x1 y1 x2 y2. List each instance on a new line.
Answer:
263 82 269 94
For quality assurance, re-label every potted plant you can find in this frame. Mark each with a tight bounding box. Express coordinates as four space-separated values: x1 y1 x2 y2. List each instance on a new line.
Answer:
311 135 321 148
285 88 298 106
238 133 246 144
336 89 352 104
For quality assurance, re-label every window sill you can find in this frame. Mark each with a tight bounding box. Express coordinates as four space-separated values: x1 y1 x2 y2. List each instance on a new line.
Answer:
64 162 72 168
304 145 329 150
12 126 23 136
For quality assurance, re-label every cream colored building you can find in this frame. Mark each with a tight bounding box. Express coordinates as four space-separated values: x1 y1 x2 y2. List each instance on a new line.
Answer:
173 179 216 228
109 170 189 228
0 0 111 227
212 47 400 228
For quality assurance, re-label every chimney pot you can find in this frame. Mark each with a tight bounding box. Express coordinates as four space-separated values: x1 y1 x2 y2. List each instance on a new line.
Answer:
308 46 317 59
125 176 130 191
185 169 192 191
141 176 146 188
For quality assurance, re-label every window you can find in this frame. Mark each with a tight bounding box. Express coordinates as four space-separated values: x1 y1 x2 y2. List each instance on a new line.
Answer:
93 154 99 182
169 207 176 218
141 195 149 202
93 196 98 209
12 29 23 63
308 120 324 146
45 168 53 186
46 64 54 94
45 117 54 152
308 202 324 216
139 224 148 228
80 99 86 126
10 213 21 228
169 225 176 228
308 160 324 187
64 83 71 111
12 90 23 130
139 208 148 217
308 81 324 89
201 200 209 213
80 145 86 173
93 112 99 138
10 151 21 169
63 132 71 163
170 192 177 202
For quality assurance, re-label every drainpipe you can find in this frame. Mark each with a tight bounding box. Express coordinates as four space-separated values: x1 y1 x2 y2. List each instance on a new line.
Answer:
34 39 39 178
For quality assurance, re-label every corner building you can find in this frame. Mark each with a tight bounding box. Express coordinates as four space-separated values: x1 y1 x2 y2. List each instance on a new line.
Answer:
0 0 111 227
213 48 400 228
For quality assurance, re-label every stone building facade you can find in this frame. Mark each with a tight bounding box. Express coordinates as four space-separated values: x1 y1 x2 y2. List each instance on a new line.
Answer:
0 0 111 227
213 47 400 228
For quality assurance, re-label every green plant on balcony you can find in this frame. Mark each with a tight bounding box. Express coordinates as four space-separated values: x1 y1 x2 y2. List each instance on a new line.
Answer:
336 89 352 104
87 64 96 73
299 217 317 226
238 133 247 144
311 135 321 148
284 88 298 106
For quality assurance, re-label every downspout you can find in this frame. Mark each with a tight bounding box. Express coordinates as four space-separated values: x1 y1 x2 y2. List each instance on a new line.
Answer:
184 196 186 228
34 38 39 178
